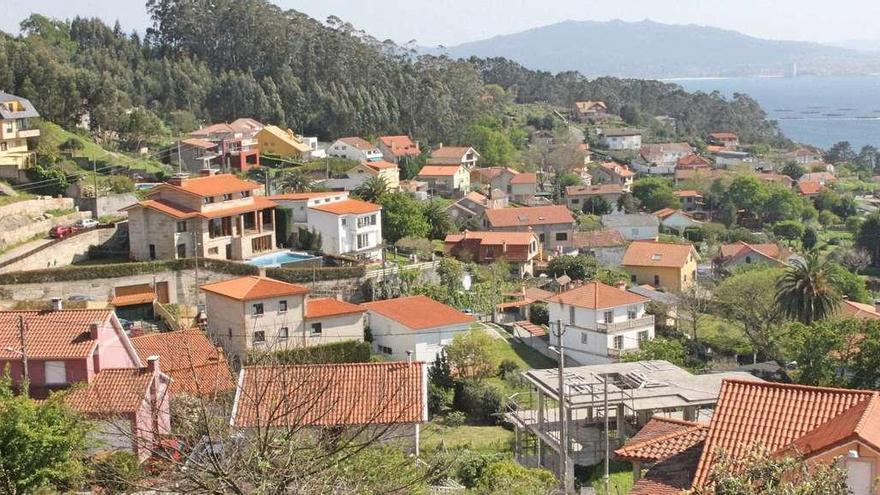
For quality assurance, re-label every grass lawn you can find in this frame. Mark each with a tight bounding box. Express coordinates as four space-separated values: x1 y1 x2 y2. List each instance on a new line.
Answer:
483 328 556 370
583 460 634 495
696 313 752 356
39 122 169 174
420 420 514 452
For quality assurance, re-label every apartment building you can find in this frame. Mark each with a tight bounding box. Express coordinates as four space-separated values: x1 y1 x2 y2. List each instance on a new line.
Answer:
0 92 40 180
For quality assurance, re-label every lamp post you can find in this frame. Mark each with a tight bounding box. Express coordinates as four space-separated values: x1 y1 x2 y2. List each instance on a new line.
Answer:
549 318 573 494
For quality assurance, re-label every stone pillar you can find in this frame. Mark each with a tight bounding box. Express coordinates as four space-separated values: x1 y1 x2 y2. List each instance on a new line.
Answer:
256 211 262 233
683 406 696 422
616 403 626 438
633 460 642 481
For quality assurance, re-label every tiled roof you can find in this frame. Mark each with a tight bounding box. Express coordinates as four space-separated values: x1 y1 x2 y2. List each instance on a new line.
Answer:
674 190 701 198
0 310 112 359
309 198 381 215
231 362 425 427
485 205 575 228
709 132 738 140
362 295 475 331
677 154 711 167
797 180 823 195
181 138 218 149
622 241 696 269
602 128 642 137
110 289 156 307
800 171 836 183
190 123 235 137
157 174 261 198
574 100 606 111
566 184 624 196
546 281 647 309
130 329 235 395
123 198 200 219
0 92 40 119
516 321 547 337
338 136 375 150
199 196 277 219
444 231 537 247
630 443 704 495
510 172 537 185
201 276 309 301
692 379 879 488
654 208 678 220
839 300 880 320
641 143 693 155
269 191 344 201
616 417 708 462
306 298 366 319
719 241 781 260
571 229 626 248
378 135 419 156
430 146 475 159
417 164 461 176
675 168 725 181
66 368 158 415
599 162 635 177
260 125 310 153
471 167 514 181
364 160 397 171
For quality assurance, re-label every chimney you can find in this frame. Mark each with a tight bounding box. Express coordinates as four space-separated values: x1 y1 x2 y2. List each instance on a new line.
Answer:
146 355 160 375
89 322 100 340
463 229 469 239
168 173 189 186
406 350 413 363
437 143 443 149
616 280 628 291
199 168 217 177
257 267 267 278
51 297 63 311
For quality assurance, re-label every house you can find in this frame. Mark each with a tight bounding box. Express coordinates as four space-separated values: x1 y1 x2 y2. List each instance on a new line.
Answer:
600 213 660 241
327 137 383 162
707 132 739 148
622 240 699 292
674 190 703 211
378 135 420 163
495 286 553 325
800 171 836 185
130 328 236 396
798 180 824 197
171 138 220 174
785 147 823 164
416 164 470 197
757 171 795 188
230 361 427 453
484 205 576 252
509 172 538 204
570 166 593 185
122 171 277 261
255 125 311 159
362 295 475 363
572 100 608 121
446 190 508 225
444 230 541 277
628 284 680 327
547 282 655 364
324 160 400 192
470 167 519 193
188 118 262 171
593 162 635 191
654 209 702 232
0 92 40 180
269 191 350 227
599 128 642 150
201 276 366 365
714 241 789 270
566 184 625 213
714 150 754 168
618 379 880 495
838 300 880 321
571 229 627 266
676 154 711 170
297 135 325 159
427 145 480 169
639 143 693 167
399 179 429 201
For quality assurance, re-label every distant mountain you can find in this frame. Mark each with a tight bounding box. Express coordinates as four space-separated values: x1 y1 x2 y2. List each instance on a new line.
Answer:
827 39 880 53
436 20 880 78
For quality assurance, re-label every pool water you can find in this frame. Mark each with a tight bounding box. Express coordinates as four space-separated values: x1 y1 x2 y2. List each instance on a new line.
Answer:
247 251 319 267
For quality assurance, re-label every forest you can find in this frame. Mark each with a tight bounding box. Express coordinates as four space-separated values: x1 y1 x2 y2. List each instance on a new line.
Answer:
0 0 787 146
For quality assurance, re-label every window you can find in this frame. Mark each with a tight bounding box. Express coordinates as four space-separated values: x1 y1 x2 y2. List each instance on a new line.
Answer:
228 328 232 339
603 311 613 324
279 300 287 313
627 306 638 320
341 218 347 226
44 361 66 385
613 335 624 350
357 233 370 250
311 322 323 334
653 275 660 286
638 331 649 343
253 330 266 344
242 191 251 198
745 256 752 264
223 194 233 201
539 233 545 242
580 332 588 345
252 303 264 316
569 306 576 325
630 274 637 282
380 345 393 355
631 228 639 236
555 232 568 241
571 198 580 204
176 221 187 233
357 215 377 228
208 247 219 255
279 327 289 340
203 196 215 205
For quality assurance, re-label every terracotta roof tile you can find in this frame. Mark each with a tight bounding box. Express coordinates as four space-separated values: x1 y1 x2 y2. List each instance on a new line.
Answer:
378 135 419 156
674 190 701 198
654 208 678 220
123 199 200 219
130 329 235 396
677 154 711 168
181 138 218 149
158 174 261 198
231 362 425 427
309 198 381 215
417 164 462 176
599 162 636 177
510 172 537 184
571 229 626 248
630 443 704 495
444 231 538 247
709 132 738 140
485 205 575 228
338 136 375 150
364 160 397 171
566 184 624 196
516 321 547 337
546 281 647 309
719 241 781 260
269 191 344 201
66 368 159 415
0 310 113 359
430 146 476 159
797 180 823 195
839 300 880 320
622 241 697 269
306 298 366 319
201 276 309 301
199 196 277 219
616 417 708 462
361 295 475 331
110 291 156 307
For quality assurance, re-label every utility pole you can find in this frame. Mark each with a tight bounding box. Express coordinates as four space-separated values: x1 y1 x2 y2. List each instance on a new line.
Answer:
604 374 610 495
176 140 182 174
18 315 29 394
92 160 99 205
192 232 200 310
554 319 572 493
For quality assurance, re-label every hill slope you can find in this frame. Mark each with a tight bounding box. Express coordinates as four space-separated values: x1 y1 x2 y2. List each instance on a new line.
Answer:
440 19 880 78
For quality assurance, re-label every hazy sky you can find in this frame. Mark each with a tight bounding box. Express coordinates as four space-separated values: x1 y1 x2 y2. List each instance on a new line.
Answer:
4 0 880 46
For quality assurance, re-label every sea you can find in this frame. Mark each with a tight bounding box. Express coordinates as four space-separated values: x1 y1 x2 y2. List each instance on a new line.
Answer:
671 75 880 150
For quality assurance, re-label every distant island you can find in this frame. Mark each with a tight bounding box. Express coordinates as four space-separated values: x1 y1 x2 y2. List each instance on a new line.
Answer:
434 19 880 79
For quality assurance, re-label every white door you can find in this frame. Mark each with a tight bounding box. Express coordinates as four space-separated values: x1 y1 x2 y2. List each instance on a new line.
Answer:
846 460 873 495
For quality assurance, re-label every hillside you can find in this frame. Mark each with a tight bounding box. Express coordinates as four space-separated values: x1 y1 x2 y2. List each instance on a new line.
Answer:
439 19 880 78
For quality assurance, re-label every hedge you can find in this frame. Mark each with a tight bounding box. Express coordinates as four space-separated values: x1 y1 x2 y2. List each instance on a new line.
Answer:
265 340 372 365
266 265 365 283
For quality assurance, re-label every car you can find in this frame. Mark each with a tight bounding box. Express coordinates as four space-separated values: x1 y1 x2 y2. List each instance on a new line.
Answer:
75 218 99 229
49 225 79 239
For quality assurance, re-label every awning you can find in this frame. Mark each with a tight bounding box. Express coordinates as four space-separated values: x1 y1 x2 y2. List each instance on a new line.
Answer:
110 288 156 307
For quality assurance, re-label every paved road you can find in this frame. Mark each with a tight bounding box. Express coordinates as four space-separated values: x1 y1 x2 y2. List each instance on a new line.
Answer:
0 237 52 265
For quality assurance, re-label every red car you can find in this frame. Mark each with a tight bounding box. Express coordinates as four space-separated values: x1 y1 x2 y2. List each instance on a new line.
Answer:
49 225 80 239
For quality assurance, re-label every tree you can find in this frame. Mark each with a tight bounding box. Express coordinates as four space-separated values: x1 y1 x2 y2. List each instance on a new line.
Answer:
423 200 453 240
546 254 598 281
826 261 870 303
616 193 639 213
632 177 679 212
277 170 314 193
119 107 168 151
353 175 389 203
855 212 880 266
581 196 612 215
445 328 498 380
25 164 69 197
848 320 880 389
713 267 786 358
380 192 429 243
0 376 90 494
784 320 857 387
465 117 516 167
437 257 464 291
771 220 804 244
825 141 856 164
724 175 769 221
780 161 805 180
59 137 85 156
622 338 687 368
775 252 842 325
830 246 871 272
801 226 818 250
675 284 711 341
473 460 556 495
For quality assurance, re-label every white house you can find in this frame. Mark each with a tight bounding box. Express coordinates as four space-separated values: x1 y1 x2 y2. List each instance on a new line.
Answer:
324 160 400 191
327 137 383 162
308 198 383 260
600 213 660 241
416 164 471 197
547 282 655 365
599 129 643 151
654 208 703 232
361 295 475 363
427 146 480 169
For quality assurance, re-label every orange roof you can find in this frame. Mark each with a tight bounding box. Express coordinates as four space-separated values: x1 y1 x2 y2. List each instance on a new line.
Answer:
571 229 626 248
306 298 366 319
181 138 218 149
200 196 277 219
677 154 711 168
471 167 516 181
130 329 235 395
154 174 261 198
693 379 879 488
839 300 880 321
719 241 781 260
123 199 200 219
516 321 547 337
485 205 575 228
66 367 160 415
653 208 678 220
309 198 381 215
362 295 474 330
338 136 375 150
231 362 425 427
110 290 156 307
417 164 461 176
674 190 701 198
599 162 636 177
546 281 647 309
616 417 708 462
444 230 538 247
798 180 824 195
566 184 624 196
709 132 738 140
200 276 309 301
269 191 343 201
378 135 420 156
0 310 113 360
705 145 725 153
622 240 696 269
190 123 234 137
364 160 397 171
430 146 475 159
509 172 537 184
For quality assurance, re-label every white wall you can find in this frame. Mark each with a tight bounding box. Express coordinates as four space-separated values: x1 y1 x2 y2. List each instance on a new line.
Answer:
548 300 653 364
308 209 382 259
367 312 471 363
205 292 307 361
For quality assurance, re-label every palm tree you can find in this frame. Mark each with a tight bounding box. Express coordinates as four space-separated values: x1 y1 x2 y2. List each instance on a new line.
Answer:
775 251 842 325
423 200 453 240
278 170 314 193
354 176 388 203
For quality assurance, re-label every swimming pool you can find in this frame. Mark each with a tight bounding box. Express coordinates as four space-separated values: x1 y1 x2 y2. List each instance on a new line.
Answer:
247 251 320 267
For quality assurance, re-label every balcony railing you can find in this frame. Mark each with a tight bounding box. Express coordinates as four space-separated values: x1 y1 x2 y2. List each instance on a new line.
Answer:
17 128 40 139
595 315 655 333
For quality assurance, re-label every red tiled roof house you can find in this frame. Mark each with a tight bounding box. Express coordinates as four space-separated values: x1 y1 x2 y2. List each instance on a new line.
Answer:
484 205 576 253
444 230 541 277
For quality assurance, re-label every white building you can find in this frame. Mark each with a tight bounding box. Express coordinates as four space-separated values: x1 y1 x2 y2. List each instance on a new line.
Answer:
324 160 400 191
361 295 475 363
308 198 383 260
599 129 643 151
327 136 383 162
547 282 655 365
601 213 660 241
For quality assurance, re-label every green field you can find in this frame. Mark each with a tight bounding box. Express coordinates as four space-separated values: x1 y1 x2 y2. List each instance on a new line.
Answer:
696 313 752 356
38 121 169 174
421 422 514 452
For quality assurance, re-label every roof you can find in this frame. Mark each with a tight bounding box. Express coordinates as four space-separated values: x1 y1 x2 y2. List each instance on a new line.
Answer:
709 132 738 140
361 295 475 331
471 167 516 181
417 164 462 176
364 160 397 172
231 362 425 428
66 368 158 415
429 146 477 159
654 208 679 220
674 190 701 198
616 417 708 462
200 276 309 301
599 162 636 177
602 128 643 137
641 142 693 155
516 321 547 337
485 205 575 228
309 198 381 215
719 241 782 260
546 281 648 309
800 171 836 183
574 100 607 111
190 122 235 137
444 230 538 247
622 240 696 269
509 172 537 185
630 443 704 495
130 329 235 395
840 299 880 320
131 195 279 221
199 196 276 219
181 138 218 149
269 191 343 201
797 180 823 195
0 92 40 119
153 174 261 198
123 199 199 219
571 229 626 248
566 184 624 196
110 286 156 307
259 125 310 153
306 298 366 319
378 135 420 156
693 379 880 488
786 147 821 158
0 310 113 360
337 136 376 150
601 213 660 229
677 154 711 167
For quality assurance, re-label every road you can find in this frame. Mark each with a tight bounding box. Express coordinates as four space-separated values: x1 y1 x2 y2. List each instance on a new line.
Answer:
0 237 52 266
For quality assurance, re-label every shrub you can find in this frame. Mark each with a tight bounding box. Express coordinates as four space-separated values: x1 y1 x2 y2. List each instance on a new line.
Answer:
453 380 505 424
91 451 141 494
497 359 519 379
428 382 454 416
529 302 549 325
455 450 510 488
474 460 556 495
267 340 372 365
445 410 467 427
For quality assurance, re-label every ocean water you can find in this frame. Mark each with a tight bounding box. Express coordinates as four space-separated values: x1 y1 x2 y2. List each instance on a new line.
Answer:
673 75 880 150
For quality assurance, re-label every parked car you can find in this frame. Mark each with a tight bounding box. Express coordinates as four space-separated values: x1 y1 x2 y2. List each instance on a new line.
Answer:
49 225 79 239
75 218 99 228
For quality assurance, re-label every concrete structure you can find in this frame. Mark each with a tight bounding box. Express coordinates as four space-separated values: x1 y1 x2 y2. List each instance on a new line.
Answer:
187 118 262 171
327 137 383 162
509 172 538 204
416 164 470 197
566 184 625 214
362 295 475 363
639 143 693 167
547 282 655 364
622 240 699 292
307 198 382 260
484 205 576 253
255 125 311 159
600 213 659 241
123 172 276 261
470 167 519 193
592 162 634 191
427 145 479 169
570 229 627 267
654 208 703 232
0 92 40 180
708 132 739 148
572 101 608 121
444 230 541 277
599 128 642 150
446 190 508 226
378 135 420 163
785 147 823 165
324 160 400 191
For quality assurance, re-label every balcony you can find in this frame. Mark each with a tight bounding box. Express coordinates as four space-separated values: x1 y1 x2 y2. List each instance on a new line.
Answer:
595 315 655 333
17 128 40 139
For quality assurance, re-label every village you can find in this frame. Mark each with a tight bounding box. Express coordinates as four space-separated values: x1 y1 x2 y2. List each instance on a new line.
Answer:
2 74 880 494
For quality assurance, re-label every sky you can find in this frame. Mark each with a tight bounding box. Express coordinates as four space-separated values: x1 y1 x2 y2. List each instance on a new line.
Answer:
4 0 880 47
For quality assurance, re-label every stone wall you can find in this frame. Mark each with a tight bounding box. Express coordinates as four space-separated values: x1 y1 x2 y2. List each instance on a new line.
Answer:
0 228 119 273
0 197 90 249
77 193 139 218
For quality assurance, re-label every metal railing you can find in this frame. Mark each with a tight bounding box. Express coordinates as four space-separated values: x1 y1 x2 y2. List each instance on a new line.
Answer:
595 315 654 332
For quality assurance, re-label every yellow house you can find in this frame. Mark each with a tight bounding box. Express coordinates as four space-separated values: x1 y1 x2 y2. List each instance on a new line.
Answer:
0 92 40 180
621 240 698 293
255 125 310 159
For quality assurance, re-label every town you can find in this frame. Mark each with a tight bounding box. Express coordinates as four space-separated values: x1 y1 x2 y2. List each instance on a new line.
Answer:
2 3 880 495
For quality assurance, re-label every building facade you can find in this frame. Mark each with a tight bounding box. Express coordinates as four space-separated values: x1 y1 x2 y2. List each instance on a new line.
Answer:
0 92 40 180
